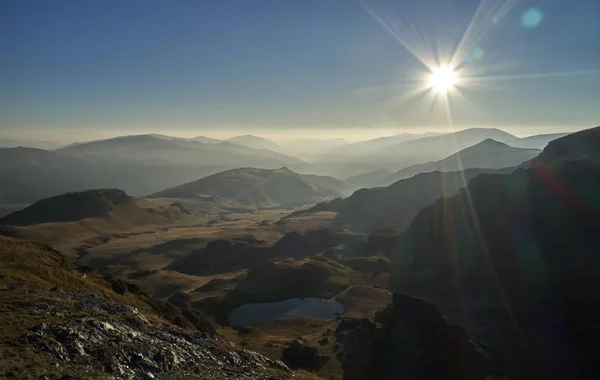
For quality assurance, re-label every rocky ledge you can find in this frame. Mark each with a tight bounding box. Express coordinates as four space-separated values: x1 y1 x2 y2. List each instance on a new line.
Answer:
15 290 291 380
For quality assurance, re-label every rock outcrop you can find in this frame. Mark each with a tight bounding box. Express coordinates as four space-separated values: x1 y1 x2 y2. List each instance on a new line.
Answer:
0 236 297 379
335 294 496 380
281 340 328 371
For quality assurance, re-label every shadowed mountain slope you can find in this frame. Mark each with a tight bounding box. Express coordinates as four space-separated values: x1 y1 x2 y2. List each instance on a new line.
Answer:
531 126 600 165
288 167 512 234
0 189 135 226
150 167 342 208
386 126 600 379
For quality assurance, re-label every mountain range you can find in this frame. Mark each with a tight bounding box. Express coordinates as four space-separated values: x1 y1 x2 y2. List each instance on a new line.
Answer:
0 128 570 214
0 135 307 207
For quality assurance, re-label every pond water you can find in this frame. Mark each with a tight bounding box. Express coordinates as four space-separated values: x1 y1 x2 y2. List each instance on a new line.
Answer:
228 297 344 326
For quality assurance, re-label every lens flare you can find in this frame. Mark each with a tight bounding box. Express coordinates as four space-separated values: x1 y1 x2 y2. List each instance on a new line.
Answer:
428 67 458 93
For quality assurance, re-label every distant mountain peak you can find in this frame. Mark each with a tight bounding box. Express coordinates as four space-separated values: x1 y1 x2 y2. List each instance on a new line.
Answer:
471 138 512 148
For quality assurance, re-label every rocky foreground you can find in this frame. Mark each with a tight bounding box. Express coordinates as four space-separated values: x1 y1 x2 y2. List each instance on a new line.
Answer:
0 236 308 380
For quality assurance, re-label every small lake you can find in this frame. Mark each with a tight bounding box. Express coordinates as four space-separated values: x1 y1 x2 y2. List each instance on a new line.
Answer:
228 297 344 326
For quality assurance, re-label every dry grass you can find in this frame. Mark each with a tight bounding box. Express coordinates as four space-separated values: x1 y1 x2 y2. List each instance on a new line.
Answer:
219 318 342 380
335 285 392 319
277 211 336 233
0 236 163 378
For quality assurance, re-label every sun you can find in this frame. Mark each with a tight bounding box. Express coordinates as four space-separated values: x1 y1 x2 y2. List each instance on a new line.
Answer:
428 67 458 93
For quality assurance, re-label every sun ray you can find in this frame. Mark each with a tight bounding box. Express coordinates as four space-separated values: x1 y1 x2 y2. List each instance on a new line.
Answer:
466 68 600 83
360 0 438 71
449 0 517 69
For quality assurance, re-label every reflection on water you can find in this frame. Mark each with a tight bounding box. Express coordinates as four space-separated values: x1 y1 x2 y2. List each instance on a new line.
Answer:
228 297 344 326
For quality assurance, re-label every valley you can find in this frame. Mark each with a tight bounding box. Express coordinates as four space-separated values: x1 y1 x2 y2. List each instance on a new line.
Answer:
1 127 599 380
3 2 598 377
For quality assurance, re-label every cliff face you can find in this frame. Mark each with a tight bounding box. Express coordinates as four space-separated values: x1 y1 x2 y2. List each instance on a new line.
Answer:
335 294 495 380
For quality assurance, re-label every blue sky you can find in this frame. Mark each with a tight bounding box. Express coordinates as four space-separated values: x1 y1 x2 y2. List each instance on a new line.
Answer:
1 0 599 140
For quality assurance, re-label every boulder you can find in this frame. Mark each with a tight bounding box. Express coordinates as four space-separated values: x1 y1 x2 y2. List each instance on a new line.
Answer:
281 340 328 371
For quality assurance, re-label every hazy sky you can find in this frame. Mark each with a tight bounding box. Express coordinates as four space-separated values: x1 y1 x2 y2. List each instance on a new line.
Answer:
1 0 599 141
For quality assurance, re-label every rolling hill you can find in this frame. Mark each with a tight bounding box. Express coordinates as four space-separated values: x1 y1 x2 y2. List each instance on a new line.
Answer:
381 139 540 185
150 167 343 208
0 189 189 227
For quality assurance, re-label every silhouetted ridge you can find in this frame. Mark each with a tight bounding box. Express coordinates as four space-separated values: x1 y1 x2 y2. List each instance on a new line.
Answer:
386 126 600 379
0 189 133 226
534 126 600 164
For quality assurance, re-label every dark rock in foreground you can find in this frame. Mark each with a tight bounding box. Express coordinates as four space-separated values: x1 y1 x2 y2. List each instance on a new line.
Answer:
335 294 496 380
281 340 328 371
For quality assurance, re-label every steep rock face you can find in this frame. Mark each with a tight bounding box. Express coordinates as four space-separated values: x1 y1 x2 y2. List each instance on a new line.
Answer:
335 294 495 380
387 130 600 379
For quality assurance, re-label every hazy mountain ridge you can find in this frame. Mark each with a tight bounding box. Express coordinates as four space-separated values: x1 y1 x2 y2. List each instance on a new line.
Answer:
57 134 304 167
0 128 577 208
344 169 392 190
0 135 308 205
325 128 517 178
381 138 540 186
225 134 280 151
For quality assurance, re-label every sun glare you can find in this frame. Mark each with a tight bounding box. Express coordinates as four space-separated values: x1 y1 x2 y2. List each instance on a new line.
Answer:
428 67 458 93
